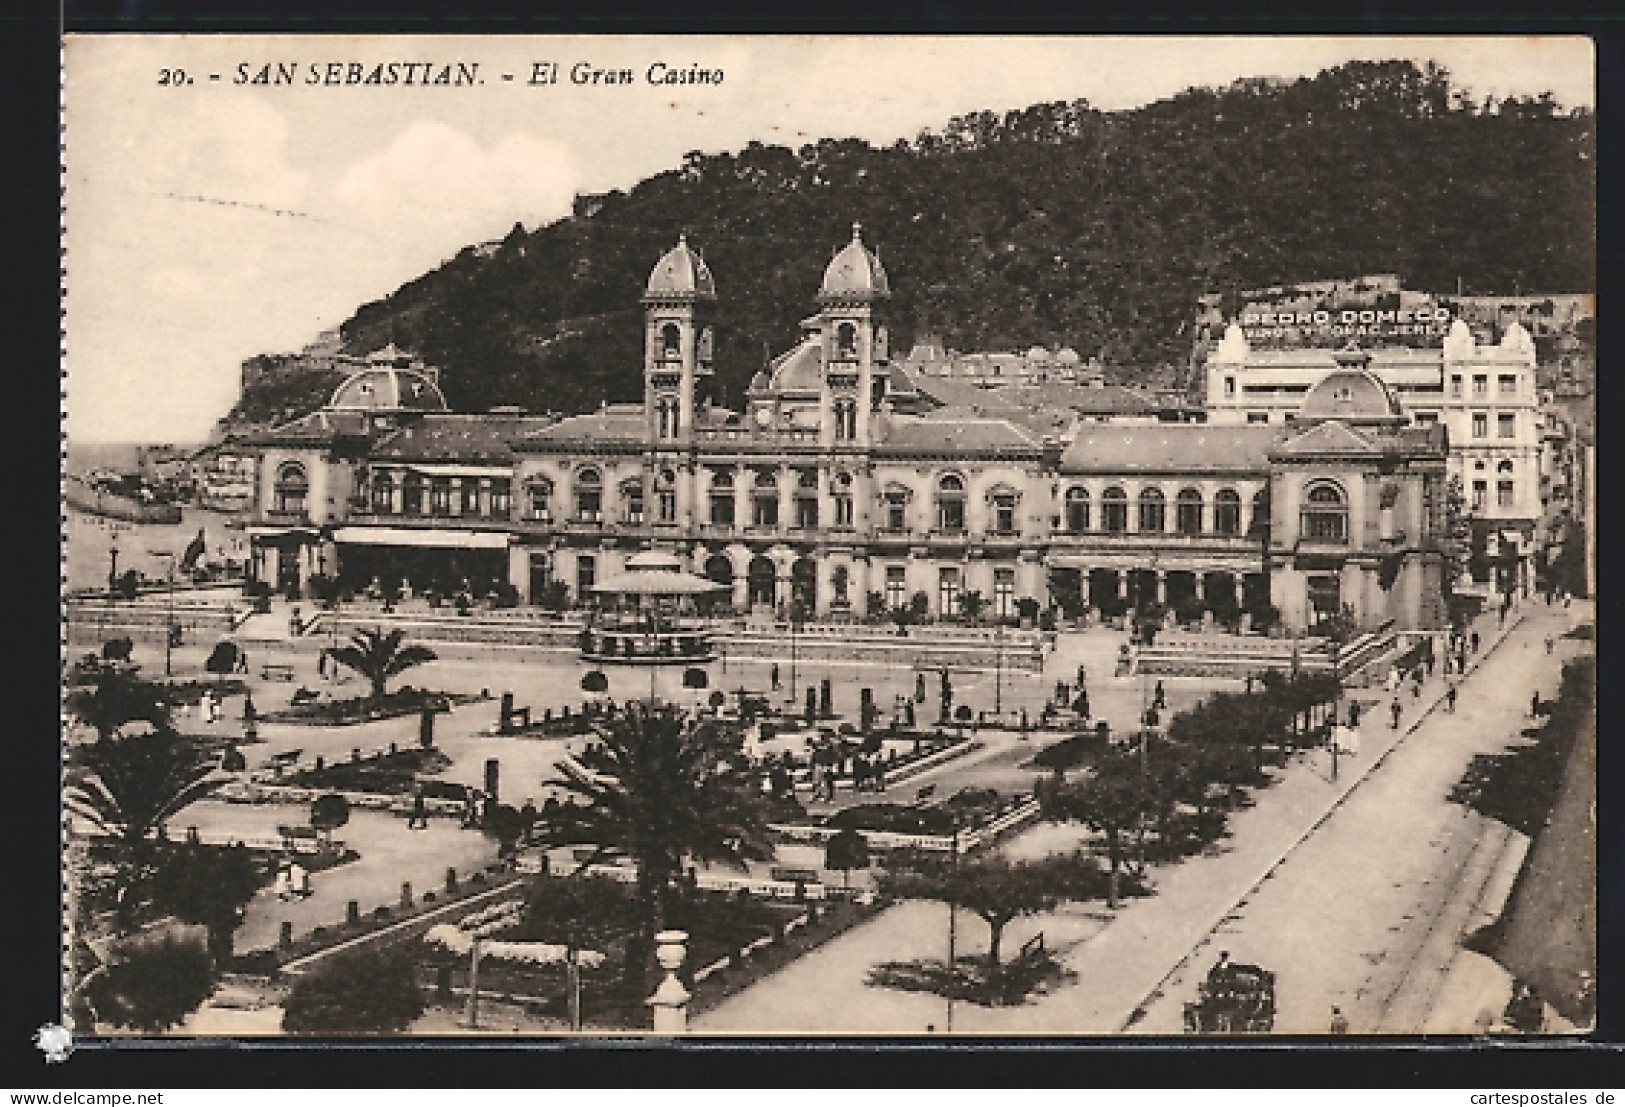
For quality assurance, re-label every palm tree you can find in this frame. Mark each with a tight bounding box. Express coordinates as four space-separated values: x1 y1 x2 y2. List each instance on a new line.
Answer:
328 627 438 702
539 706 774 983
66 728 223 927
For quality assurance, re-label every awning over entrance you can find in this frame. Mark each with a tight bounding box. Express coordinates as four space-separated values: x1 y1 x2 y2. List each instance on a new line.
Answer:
391 463 513 479
245 525 322 541
332 526 510 549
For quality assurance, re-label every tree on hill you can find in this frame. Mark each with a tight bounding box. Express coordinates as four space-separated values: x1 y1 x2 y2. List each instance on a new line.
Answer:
229 59 1591 434
328 627 438 702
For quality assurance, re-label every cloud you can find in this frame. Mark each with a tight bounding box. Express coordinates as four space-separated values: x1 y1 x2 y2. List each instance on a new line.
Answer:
334 122 580 254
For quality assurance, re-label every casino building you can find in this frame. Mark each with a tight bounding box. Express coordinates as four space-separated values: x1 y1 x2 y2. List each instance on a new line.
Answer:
240 228 1451 634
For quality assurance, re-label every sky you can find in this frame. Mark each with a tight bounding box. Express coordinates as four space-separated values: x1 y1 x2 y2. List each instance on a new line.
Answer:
61 35 1595 444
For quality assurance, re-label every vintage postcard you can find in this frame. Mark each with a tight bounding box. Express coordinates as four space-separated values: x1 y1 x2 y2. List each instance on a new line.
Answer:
60 33 1595 1040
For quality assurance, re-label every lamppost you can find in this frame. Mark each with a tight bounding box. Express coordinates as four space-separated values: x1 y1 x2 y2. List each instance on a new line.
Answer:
993 617 1004 717
945 816 960 1033
788 598 803 706
152 550 176 676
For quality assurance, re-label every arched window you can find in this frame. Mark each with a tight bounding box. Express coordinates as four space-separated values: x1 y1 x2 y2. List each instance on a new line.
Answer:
1213 488 1242 536
654 469 677 523
832 471 855 527
1250 488 1270 535
660 323 681 359
574 467 602 522
1301 481 1348 543
1497 459 1515 473
369 471 394 514
273 462 308 516
1176 488 1204 536
1065 487 1090 533
836 322 858 359
1102 487 1128 534
937 473 967 533
526 477 554 521
1138 487 1166 533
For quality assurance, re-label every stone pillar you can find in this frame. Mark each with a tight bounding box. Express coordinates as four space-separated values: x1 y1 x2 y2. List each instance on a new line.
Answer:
777 469 793 533
1155 571 1167 604
450 479 464 517
1117 572 1128 600
734 467 750 532
1195 572 1207 601
648 929 690 1034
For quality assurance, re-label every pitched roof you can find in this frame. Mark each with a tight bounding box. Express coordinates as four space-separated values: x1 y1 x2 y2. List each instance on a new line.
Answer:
237 409 373 446
370 414 556 463
522 407 647 447
876 414 1040 453
1061 424 1281 474
1270 421 1379 458
769 338 823 393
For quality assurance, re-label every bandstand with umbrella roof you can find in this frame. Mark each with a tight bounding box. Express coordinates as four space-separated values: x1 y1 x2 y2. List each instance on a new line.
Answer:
580 549 725 663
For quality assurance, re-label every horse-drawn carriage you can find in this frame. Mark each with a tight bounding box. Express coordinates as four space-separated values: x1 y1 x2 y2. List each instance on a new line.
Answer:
1183 954 1277 1034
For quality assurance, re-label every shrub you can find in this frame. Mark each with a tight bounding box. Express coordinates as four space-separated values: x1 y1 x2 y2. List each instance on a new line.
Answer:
85 929 215 1032
282 946 424 1034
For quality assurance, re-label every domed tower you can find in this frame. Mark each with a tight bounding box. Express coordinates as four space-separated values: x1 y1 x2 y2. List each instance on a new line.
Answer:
642 234 716 445
816 223 890 447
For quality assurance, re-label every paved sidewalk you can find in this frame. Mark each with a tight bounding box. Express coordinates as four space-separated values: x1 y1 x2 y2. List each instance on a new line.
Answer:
696 600 1551 1034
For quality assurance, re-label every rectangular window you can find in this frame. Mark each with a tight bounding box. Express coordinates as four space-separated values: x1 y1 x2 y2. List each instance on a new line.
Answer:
1246 411 1269 424
796 496 818 529
938 499 965 533
1472 412 1488 438
1224 377 1236 397
938 567 961 616
710 494 734 526
624 488 645 525
528 484 551 522
657 490 677 523
885 565 906 609
753 496 778 527
993 495 1017 534
994 568 1016 618
885 496 907 532
1472 480 1488 511
576 554 596 596
1499 374 1517 396
1497 480 1515 508
459 480 480 515
834 494 854 527
429 478 452 516
1450 374 1463 397
489 479 511 518
575 490 601 521
1497 413 1516 438
1473 374 1488 396
1413 412 1438 426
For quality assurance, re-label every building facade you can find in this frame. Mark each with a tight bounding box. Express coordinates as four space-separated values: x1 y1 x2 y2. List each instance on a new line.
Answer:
1204 319 1542 533
241 229 1451 634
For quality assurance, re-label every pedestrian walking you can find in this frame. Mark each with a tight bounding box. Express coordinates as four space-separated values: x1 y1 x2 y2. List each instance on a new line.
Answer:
409 784 428 830
1329 1006 1350 1035
1545 636 1554 655
1446 683 1457 712
1075 690 1091 720
1153 680 1166 710
823 766 838 801
1389 698 1402 729
1530 691 1541 718
1076 664 1087 690
1348 701 1361 728
289 862 310 898
1385 668 1400 694
1425 653 1436 678
1470 631 1480 653
235 649 249 675
771 663 781 691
